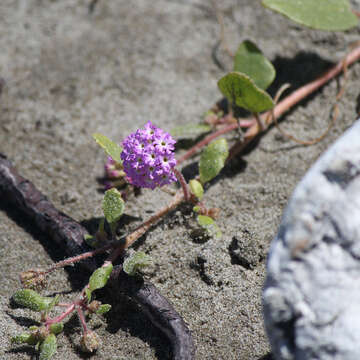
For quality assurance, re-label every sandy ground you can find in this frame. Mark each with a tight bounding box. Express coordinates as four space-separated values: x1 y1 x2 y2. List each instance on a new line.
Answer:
0 0 360 359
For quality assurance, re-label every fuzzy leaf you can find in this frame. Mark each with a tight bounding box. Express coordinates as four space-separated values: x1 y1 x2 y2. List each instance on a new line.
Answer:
193 206 201 213
93 133 122 164
171 124 212 139
96 304 112 315
197 215 222 239
199 138 229 184
85 288 92 303
49 322 63 335
262 0 358 31
84 234 98 248
102 188 125 225
189 179 204 200
123 252 152 276
39 334 57 360
13 290 54 312
11 332 37 345
218 72 274 113
234 40 275 90
89 264 113 293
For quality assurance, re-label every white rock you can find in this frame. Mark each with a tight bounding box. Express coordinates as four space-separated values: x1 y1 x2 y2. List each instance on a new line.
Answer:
263 119 360 360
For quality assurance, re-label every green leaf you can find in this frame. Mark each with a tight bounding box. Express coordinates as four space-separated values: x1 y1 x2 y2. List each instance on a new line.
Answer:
218 72 274 113
234 40 275 90
89 263 113 293
96 304 112 315
93 133 123 164
193 206 201 213
197 215 222 239
262 0 358 31
199 138 229 184
123 252 152 276
11 332 37 345
39 334 57 360
49 322 63 335
85 288 92 303
171 124 212 139
84 234 98 248
189 179 204 200
102 188 125 225
13 290 54 312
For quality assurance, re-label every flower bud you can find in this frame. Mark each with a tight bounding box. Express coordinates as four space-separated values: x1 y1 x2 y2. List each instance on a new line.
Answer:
33 326 50 342
87 300 101 313
19 269 46 290
104 156 125 179
80 330 101 353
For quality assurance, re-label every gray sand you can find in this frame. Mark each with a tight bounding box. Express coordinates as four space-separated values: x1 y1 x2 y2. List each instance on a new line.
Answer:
0 1 359 359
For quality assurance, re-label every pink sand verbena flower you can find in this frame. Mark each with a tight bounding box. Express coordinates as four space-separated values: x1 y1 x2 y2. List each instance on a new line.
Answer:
121 121 177 189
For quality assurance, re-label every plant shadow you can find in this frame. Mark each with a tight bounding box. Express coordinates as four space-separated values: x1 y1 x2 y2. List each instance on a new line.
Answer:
94 290 172 359
268 51 334 102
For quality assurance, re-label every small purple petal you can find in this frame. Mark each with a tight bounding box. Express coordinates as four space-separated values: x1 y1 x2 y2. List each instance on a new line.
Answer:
121 122 177 189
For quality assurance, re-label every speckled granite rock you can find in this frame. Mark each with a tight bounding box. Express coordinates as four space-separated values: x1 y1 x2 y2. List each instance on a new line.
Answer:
263 119 360 359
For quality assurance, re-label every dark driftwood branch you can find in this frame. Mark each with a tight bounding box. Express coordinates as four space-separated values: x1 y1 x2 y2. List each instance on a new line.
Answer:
0 153 195 360
115 270 196 360
0 153 98 272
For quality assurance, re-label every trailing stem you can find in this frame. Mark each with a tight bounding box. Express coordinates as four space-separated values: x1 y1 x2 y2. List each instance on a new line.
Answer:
177 44 360 165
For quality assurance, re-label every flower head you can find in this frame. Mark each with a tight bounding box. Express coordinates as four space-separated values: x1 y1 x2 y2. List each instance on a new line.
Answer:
121 121 177 189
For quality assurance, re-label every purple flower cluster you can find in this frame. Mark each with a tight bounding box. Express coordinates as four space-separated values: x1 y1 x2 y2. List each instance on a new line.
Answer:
121 121 177 189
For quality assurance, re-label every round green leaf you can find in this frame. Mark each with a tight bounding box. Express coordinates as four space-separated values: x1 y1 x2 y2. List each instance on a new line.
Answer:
218 72 274 113
123 251 152 276
40 334 57 360
199 138 229 184
102 188 125 225
262 0 358 31
96 304 112 315
197 215 222 239
13 290 54 312
189 179 204 200
11 332 37 345
93 133 123 164
49 322 63 335
234 40 276 90
89 263 113 293
193 206 201 213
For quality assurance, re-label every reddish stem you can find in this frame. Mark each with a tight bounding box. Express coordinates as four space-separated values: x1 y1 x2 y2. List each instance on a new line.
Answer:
177 120 252 165
173 168 190 201
46 303 75 326
177 45 360 164
271 47 360 121
104 190 184 265
45 242 117 274
76 306 89 333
